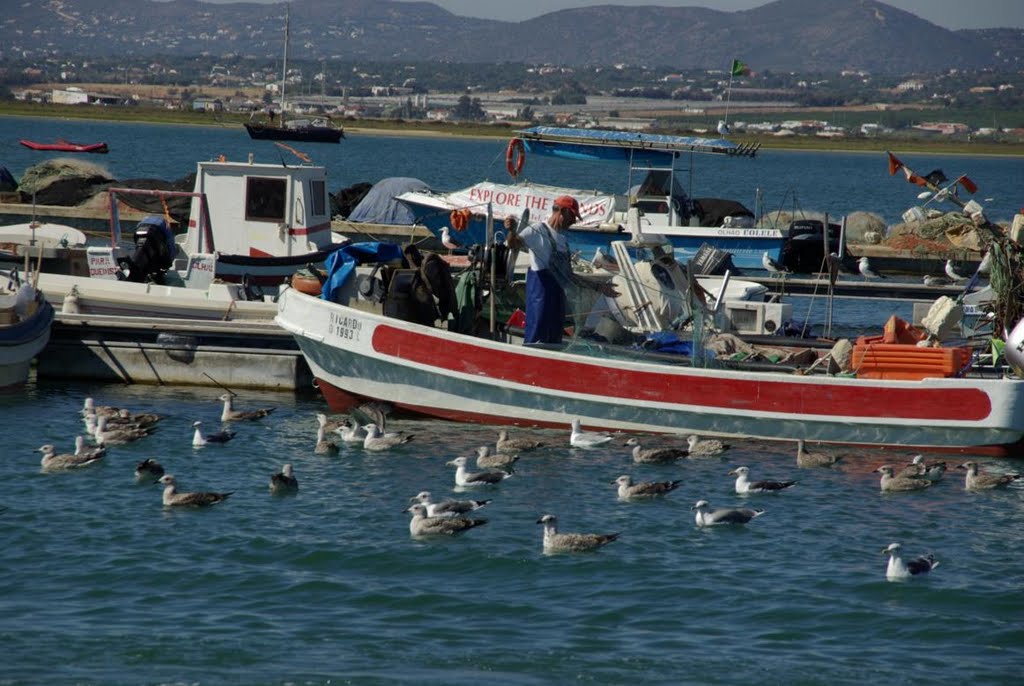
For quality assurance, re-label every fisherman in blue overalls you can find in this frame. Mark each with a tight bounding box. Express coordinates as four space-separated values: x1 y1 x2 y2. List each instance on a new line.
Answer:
505 195 618 345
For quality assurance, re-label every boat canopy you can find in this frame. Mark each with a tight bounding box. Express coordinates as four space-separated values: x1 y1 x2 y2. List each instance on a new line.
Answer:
516 126 759 165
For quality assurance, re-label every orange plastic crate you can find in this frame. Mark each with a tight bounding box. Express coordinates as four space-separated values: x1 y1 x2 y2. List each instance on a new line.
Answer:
852 341 971 380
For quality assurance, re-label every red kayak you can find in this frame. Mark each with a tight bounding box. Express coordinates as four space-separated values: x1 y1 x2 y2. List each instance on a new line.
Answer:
19 139 109 154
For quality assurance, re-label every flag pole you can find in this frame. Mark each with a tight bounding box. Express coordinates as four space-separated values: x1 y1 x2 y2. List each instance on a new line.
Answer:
723 68 734 130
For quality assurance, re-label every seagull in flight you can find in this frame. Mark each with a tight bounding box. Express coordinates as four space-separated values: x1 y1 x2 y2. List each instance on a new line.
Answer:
858 256 884 280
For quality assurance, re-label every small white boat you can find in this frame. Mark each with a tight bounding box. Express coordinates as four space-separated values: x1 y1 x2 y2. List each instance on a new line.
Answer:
0 269 54 389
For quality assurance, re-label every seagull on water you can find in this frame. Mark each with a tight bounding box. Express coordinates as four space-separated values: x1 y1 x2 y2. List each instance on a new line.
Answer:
883 542 938 581
158 474 232 507
612 474 682 501
315 425 339 455
405 503 487 538
795 439 841 468
440 226 462 252
687 434 729 457
944 259 969 283
762 251 790 278
570 418 613 449
335 417 368 443
134 458 165 482
192 420 236 447
729 465 796 494
73 435 107 461
474 445 519 470
37 444 104 471
362 423 413 451
957 461 1020 491
897 455 946 481
316 412 347 434
875 465 932 492
447 455 512 487
94 415 154 445
858 256 885 280
81 397 120 418
536 514 619 553
496 429 544 453
625 438 688 464
270 464 299 494
692 500 765 527
219 393 275 422
410 491 491 518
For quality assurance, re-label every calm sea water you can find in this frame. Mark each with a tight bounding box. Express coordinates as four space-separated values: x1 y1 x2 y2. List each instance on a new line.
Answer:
3 114 1023 226
2 380 1024 685
2 116 1024 684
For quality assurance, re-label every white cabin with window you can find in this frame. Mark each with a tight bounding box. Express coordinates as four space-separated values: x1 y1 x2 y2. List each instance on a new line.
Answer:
182 159 334 260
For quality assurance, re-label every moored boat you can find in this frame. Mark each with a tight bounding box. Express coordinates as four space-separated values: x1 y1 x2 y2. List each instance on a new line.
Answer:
19 139 109 154
0 270 54 389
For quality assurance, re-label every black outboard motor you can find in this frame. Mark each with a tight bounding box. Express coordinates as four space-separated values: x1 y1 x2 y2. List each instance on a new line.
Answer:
117 215 176 283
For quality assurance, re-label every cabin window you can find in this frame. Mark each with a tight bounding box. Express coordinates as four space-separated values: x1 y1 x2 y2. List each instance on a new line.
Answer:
309 179 326 218
245 177 287 222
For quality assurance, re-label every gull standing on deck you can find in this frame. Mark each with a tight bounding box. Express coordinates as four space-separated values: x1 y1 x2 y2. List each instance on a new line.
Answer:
496 429 544 453
440 226 462 252
692 500 765 527
447 455 512 487
687 434 729 457
192 420 236 447
219 393 275 421
362 423 413 451
536 514 619 553
37 444 104 471
883 542 938 581
729 465 796 494
625 438 688 464
474 446 519 470
762 251 790 278
957 461 1020 490
410 491 491 518
944 259 969 283
612 475 681 500
570 418 612 449
875 465 931 492
858 256 885 280
270 464 299 494
795 439 841 468
405 503 487 538
134 458 164 482
158 474 232 507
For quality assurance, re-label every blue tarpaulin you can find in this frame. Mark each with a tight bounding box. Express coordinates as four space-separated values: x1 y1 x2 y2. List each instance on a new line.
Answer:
347 177 429 225
322 242 404 302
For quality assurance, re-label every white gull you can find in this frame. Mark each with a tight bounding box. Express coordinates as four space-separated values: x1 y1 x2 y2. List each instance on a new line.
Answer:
73 435 107 461
762 251 790 277
410 490 491 518
570 418 612 449
858 256 885 280
884 542 938 581
729 465 796 494
692 500 764 526
192 420 236 447
897 455 946 481
335 417 369 443
536 514 619 553
944 259 969 283
446 455 512 486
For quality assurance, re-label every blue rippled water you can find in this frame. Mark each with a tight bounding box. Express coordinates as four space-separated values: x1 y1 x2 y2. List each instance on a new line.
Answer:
3 380 1023 684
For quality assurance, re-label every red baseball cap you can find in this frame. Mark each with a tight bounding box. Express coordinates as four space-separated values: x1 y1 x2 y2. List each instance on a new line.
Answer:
553 195 581 221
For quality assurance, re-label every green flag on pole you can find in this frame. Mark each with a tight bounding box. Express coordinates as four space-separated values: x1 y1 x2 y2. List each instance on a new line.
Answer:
731 59 751 77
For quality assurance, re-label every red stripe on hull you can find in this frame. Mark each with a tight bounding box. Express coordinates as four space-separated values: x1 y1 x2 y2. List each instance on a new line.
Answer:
371 324 991 422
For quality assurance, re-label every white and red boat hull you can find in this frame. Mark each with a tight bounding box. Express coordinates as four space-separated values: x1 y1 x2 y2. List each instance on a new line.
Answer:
276 287 1024 455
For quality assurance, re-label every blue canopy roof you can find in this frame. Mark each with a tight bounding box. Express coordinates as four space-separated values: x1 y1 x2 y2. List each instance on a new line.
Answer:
516 126 759 165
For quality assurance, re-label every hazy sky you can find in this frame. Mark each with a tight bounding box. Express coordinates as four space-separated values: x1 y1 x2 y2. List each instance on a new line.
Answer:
194 0 1024 29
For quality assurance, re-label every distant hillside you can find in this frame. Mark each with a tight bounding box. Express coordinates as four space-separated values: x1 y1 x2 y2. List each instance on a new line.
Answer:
0 0 1008 73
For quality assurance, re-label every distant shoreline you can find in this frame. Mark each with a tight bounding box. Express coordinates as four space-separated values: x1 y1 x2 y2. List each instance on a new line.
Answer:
2 104 1020 157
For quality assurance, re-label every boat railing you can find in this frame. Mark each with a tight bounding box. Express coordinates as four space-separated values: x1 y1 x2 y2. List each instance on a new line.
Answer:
106 187 212 253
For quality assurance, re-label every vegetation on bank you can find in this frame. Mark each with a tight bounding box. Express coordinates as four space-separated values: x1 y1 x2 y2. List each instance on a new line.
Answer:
2 101 1021 157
